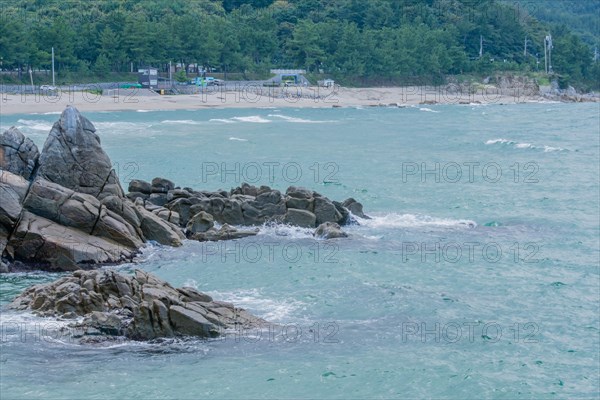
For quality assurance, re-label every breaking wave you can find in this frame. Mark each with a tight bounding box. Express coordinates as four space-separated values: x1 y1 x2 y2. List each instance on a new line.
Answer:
486 138 567 152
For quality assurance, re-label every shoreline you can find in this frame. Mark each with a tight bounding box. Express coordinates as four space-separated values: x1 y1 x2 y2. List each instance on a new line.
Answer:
1 86 591 116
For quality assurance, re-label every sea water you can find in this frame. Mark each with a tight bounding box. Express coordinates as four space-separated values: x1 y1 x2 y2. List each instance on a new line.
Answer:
0 103 598 399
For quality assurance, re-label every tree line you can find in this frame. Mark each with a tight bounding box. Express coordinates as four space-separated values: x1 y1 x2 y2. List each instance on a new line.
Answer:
0 0 597 88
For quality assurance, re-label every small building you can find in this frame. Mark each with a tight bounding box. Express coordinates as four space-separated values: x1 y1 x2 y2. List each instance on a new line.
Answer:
318 79 335 88
268 69 310 86
138 67 158 88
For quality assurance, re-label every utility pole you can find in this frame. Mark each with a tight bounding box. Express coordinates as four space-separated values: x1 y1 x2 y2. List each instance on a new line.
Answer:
51 47 55 87
544 36 548 74
524 36 529 57
479 35 483 58
29 66 34 93
546 34 553 73
0 57 4 101
169 61 172 87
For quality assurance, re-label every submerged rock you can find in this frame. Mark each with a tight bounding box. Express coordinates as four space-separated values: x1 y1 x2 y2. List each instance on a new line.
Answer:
9 269 266 341
342 198 370 219
189 224 259 242
314 222 348 239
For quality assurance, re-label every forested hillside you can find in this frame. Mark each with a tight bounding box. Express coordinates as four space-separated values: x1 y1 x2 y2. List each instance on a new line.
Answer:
0 0 597 88
507 0 599 47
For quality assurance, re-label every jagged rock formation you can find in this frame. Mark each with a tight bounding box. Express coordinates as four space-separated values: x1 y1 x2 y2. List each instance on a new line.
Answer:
9 269 265 340
127 181 365 235
1 106 365 272
0 107 183 271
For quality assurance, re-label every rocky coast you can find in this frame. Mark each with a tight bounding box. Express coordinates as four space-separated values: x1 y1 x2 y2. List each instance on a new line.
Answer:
1 106 368 341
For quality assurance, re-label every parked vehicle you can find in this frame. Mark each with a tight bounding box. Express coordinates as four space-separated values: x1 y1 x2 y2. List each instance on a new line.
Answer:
192 77 224 86
40 85 57 91
120 83 142 89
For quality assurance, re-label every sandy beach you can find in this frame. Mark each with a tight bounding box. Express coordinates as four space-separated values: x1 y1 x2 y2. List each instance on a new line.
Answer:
0 85 551 115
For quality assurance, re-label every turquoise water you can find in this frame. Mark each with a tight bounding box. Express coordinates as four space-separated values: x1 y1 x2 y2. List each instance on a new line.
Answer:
1 103 599 399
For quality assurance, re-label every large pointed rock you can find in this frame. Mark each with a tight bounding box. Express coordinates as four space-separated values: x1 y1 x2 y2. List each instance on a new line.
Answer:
37 106 123 200
1 107 186 271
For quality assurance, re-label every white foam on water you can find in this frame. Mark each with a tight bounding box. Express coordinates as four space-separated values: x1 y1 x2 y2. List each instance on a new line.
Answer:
515 142 534 149
486 138 515 145
267 114 336 123
543 145 567 152
355 213 477 229
229 137 248 142
95 121 154 131
160 120 201 125
207 288 304 322
16 119 53 132
419 107 439 113
231 116 271 123
0 311 84 345
256 223 316 240
486 138 568 152
209 118 236 124
182 278 199 289
136 109 153 113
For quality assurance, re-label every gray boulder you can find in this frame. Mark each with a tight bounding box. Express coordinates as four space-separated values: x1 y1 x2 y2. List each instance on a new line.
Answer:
314 222 348 239
22 178 144 250
286 196 314 211
167 189 192 201
134 204 184 246
151 177 175 193
186 211 214 234
0 171 29 254
0 126 40 180
189 224 259 242
128 179 152 195
286 186 313 199
342 198 369 219
9 269 265 341
314 196 343 225
283 209 317 228
147 193 168 207
37 106 123 200
6 211 136 270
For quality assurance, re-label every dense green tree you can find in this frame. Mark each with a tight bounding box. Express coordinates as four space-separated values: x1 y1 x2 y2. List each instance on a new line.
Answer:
0 0 596 88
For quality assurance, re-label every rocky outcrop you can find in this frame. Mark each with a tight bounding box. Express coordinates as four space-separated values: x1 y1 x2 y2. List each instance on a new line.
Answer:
37 107 121 199
1 106 366 272
0 127 39 180
0 107 183 272
127 182 367 233
9 269 265 341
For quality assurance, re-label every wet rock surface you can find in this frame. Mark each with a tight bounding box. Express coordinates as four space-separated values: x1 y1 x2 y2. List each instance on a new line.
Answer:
0 107 183 271
1 107 365 272
9 269 265 341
